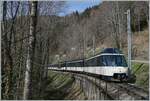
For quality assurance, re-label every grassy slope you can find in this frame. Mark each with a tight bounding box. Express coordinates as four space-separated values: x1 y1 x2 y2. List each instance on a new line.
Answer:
132 62 149 90
43 71 86 100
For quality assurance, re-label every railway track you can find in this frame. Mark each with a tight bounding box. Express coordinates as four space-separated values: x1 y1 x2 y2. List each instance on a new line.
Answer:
116 83 149 100
75 72 149 100
49 69 149 100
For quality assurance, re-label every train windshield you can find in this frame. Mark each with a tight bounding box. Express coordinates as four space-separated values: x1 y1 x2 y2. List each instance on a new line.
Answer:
99 55 128 67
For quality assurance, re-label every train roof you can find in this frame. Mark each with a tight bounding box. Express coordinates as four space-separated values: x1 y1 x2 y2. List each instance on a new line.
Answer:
86 48 124 60
49 48 124 66
100 48 122 54
65 59 83 63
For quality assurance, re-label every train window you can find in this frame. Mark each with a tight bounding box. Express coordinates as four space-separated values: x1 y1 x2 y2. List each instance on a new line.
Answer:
61 63 65 67
97 55 127 67
68 63 70 67
66 60 84 67
66 63 68 67
53 64 58 67
71 63 74 67
80 61 84 67
86 58 97 66
69 62 75 67
75 62 79 67
66 62 71 67
76 61 83 67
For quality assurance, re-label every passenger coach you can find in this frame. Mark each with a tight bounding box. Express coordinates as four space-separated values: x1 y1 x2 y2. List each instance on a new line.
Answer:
48 48 130 81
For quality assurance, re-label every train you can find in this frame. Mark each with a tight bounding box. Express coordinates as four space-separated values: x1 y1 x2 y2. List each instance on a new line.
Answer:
48 48 131 82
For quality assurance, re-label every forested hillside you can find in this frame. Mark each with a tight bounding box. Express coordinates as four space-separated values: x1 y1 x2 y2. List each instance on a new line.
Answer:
49 1 149 63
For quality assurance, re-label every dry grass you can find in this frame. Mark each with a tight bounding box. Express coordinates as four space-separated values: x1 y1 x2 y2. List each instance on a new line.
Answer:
132 29 149 60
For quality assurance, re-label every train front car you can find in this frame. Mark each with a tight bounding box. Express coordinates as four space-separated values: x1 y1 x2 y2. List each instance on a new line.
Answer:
99 48 129 82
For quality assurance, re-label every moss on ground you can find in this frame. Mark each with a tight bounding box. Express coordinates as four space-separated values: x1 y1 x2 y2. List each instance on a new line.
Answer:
132 62 149 90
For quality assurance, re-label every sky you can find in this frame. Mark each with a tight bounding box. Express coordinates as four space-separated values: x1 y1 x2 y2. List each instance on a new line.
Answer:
59 0 102 16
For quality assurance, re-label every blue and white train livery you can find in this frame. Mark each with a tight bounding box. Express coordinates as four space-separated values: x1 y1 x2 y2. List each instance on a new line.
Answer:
48 48 130 81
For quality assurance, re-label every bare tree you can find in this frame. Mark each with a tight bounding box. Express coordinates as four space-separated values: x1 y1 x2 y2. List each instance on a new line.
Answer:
1 1 66 100
2 1 12 99
23 1 38 99
2 1 20 99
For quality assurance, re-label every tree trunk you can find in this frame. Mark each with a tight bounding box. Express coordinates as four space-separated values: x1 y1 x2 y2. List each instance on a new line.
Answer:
2 1 14 99
23 1 38 100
